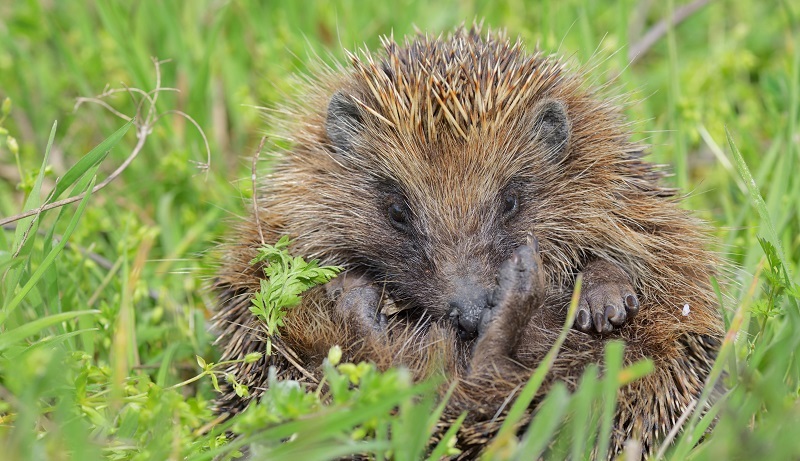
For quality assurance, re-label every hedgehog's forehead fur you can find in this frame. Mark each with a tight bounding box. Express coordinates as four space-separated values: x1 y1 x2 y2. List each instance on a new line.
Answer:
351 28 570 140
324 27 637 187
271 27 653 277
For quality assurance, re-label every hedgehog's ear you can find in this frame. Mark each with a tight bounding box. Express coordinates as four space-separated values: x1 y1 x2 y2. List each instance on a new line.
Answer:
326 91 364 155
532 100 571 161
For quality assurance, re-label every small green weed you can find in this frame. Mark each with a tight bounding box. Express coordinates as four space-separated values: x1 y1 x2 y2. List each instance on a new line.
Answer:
248 236 341 355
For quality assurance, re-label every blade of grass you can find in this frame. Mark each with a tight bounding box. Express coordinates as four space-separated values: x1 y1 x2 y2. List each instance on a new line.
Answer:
617 357 655 386
666 0 688 192
257 439 390 461
1 176 97 324
393 391 437 460
596 341 625 459
50 120 133 201
0 310 98 351
2 122 58 308
426 412 466 461
37 155 108 322
570 365 599 461
685 392 729 457
11 121 56 251
667 268 749 459
515 382 570 459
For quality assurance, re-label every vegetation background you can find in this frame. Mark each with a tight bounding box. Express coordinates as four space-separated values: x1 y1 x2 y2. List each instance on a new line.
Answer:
1 0 798 459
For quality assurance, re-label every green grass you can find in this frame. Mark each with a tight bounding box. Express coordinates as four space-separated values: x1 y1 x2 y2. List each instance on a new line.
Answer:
1 0 799 460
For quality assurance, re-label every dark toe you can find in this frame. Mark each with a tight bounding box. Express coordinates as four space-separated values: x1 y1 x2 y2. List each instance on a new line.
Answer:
624 294 640 317
593 311 612 334
576 304 592 332
606 303 627 326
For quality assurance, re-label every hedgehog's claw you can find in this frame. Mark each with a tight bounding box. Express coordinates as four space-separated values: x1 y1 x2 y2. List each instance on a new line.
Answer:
575 260 638 335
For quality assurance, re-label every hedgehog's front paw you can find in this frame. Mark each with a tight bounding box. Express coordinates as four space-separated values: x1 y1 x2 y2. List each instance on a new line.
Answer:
574 259 639 334
470 242 546 370
478 242 546 341
327 273 387 333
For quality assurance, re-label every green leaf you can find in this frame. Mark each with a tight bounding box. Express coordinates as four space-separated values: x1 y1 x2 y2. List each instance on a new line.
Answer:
248 237 341 349
516 382 570 459
50 119 134 201
0 310 99 351
596 341 625 460
10 121 57 257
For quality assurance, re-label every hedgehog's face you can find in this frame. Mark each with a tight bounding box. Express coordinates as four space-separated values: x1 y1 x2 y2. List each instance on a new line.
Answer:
324 90 573 339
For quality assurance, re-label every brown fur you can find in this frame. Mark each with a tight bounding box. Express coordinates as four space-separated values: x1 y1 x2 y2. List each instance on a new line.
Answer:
212 27 724 458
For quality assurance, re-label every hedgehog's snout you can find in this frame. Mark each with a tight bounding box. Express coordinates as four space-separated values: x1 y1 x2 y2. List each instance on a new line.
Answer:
447 277 490 340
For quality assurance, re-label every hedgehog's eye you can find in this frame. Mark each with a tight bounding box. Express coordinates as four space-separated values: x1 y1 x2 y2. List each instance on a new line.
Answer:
502 190 519 219
388 202 411 232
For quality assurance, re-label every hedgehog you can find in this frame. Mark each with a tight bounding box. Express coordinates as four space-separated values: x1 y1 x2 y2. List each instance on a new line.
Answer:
212 26 724 459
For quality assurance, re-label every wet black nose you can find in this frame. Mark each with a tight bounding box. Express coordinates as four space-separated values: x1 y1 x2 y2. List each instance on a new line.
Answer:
448 281 488 340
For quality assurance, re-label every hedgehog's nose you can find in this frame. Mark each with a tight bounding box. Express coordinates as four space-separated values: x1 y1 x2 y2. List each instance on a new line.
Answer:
448 280 489 340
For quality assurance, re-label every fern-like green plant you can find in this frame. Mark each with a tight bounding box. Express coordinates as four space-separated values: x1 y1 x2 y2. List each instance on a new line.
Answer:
248 236 341 355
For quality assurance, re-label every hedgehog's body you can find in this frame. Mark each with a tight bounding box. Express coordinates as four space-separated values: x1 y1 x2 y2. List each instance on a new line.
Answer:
213 28 723 458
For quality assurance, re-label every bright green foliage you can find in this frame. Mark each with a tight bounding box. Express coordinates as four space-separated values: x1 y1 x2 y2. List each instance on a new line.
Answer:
249 235 342 355
751 238 792 324
221 357 459 461
1 1 799 460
